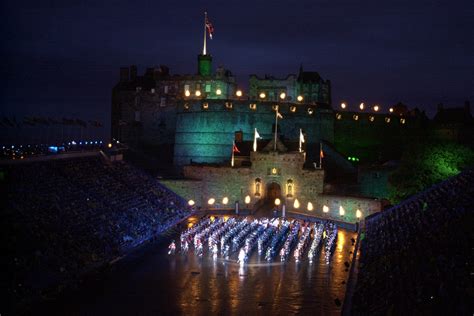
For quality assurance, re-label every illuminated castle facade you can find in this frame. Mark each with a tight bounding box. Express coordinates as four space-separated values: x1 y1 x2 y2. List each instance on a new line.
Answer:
111 53 335 168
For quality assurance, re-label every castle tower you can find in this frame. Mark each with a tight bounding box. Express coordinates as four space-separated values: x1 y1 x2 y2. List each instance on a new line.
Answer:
197 54 212 77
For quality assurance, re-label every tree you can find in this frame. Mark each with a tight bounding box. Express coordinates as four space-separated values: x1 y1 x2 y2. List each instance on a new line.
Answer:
388 141 474 204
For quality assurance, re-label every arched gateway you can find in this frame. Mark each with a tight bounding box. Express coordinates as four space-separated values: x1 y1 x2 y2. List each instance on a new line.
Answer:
266 182 281 201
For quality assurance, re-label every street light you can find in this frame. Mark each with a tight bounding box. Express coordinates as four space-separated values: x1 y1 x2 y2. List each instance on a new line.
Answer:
323 205 329 213
275 198 281 206
184 90 190 97
188 199 195 206
373 105 380 112
359 103 365 110
236 90 243 97
259 92 266 99
389 107 394 113
208 198 215 205
356 209 362 219
216 88 222 96
297 95 304 102
307 202 313 211
341 102 346 109
279 92 286 100
222 196 229 205
195 90 201 97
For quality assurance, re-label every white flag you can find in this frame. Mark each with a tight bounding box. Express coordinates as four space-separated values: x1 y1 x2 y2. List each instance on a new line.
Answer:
255 128 261 139
299 129 305 143
253 128 261 152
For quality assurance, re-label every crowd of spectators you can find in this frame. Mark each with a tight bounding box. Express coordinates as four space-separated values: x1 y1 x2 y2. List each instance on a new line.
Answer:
351 169 473 314
1 141 106 160
2 155 192 310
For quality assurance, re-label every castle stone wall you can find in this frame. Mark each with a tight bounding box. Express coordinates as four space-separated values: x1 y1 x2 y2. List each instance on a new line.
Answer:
174 101 334 167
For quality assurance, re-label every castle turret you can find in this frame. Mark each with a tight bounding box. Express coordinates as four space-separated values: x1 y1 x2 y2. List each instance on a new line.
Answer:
198 54 212 77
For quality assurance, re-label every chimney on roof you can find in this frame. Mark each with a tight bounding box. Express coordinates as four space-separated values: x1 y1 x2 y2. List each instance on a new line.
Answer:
464 100 471 115
120 67 129 82
130 65 137 81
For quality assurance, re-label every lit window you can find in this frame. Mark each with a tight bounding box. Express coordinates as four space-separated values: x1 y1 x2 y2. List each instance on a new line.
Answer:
205 84 211 93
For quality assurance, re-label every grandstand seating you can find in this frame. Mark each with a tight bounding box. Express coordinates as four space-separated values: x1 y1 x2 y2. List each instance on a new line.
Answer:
2 155 192 307
351 169 474 314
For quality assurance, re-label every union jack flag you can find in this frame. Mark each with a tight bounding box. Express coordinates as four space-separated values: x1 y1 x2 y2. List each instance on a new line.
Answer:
206 16 214 39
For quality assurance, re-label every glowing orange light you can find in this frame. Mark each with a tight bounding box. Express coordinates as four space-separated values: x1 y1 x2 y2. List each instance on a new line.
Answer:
245 195 251 204
293 199 300 208
339 206 345 216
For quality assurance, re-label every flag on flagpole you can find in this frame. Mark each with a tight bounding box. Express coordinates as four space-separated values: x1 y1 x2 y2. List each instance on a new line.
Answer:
299 129 305 152
205 15 214 39
253 128 261 152
233 142 240 153
231 140 240 167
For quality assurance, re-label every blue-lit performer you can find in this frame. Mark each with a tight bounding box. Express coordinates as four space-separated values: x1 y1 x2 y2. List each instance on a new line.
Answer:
168 240 176 255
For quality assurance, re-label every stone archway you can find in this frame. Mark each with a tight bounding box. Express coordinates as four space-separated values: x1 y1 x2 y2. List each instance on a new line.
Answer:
266 182 282 201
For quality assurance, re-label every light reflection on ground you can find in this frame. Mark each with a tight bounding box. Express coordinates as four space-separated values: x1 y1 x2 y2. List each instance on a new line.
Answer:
38 215 357 315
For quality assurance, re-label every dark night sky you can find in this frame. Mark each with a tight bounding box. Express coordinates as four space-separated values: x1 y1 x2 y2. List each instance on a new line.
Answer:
1 0 473 139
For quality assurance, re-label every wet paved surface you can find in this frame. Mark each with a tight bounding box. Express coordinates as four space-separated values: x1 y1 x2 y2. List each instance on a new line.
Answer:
38 215 357 315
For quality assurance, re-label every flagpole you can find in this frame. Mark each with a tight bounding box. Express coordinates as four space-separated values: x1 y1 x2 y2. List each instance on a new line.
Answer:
253 128 257 152
231 140 234 167
274 110 278 151
299 128 302 153
203 12 207 55
319 142 322 169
